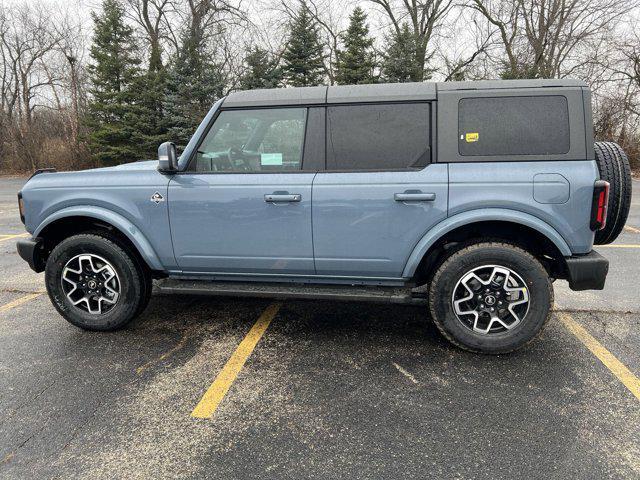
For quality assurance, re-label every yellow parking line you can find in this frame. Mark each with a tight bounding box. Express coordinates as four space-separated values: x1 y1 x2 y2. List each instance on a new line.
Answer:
137 326 194 375
560 312 640 402
0 292 43 314
191 302 281 419
0 233 28 242
624 225 640 234
597 244 640 248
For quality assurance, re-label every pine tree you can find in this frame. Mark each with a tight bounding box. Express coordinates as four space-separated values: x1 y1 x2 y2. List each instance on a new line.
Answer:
135 28 169 158
164 28 225 148
380 23 419 83
134 67 168 156
335 7 376 85
240 46 283 90
86 0 147 165
282 2 325 87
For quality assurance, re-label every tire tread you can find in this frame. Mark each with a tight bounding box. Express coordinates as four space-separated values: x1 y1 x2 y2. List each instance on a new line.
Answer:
594 142 632 245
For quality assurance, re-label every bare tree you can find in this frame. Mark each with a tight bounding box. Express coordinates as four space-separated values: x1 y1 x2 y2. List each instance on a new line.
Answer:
54 11 90 144
9 5 60 127
300 0 343 84
437 6 494 81
185 0 244 42
608 30 640 111
125 0 173 70
0 1 94 172
594 25 640 170
0 7 17 118
470 0 634 79
0 2 63 170
367 0 454 81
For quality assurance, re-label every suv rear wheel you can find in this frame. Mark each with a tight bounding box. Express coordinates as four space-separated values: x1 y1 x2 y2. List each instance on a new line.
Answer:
45 233 150 331
428 242 553 354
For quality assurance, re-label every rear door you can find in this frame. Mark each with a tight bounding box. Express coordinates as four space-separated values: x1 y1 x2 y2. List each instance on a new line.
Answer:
168 107 321 275
312 102 448 278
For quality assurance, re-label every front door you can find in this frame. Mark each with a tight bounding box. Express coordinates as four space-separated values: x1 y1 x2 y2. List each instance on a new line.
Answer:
169 107 315 275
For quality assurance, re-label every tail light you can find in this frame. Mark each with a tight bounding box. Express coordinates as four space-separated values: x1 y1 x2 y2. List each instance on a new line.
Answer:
18 192 25 225
590 180 609 231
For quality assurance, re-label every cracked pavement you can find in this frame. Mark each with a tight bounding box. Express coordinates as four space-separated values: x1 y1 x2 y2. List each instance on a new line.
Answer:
0 176 639 479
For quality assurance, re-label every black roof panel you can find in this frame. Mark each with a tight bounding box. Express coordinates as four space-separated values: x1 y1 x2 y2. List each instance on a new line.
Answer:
327 82 436 103
223 86 326 107
222 79 587 107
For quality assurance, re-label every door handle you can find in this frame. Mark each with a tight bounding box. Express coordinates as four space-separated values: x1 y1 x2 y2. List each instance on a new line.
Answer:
394 192 436 202
264 193 302 203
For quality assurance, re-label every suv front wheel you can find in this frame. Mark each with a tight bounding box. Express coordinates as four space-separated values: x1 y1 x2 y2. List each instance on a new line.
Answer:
428 242 553 354
45 233 150 331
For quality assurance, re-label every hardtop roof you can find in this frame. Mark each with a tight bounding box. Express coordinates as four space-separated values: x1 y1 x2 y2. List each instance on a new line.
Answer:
222 78 588 108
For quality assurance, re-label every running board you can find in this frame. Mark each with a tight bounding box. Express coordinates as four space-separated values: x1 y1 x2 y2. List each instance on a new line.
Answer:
155 279 428 305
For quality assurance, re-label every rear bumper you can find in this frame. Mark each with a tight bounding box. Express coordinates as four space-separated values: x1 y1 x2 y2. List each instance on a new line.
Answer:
17 236 46 273
565 250 608 291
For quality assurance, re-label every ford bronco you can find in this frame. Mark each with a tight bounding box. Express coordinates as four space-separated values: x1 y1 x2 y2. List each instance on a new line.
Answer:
16 80 632 353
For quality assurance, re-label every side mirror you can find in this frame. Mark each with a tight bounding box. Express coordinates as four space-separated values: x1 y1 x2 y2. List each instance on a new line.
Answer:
158 141 178 172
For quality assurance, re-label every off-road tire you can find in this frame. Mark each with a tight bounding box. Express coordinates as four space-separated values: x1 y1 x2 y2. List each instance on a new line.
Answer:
594 142 632 245
45 233 148 331
85 230 153 318
428 242 553 354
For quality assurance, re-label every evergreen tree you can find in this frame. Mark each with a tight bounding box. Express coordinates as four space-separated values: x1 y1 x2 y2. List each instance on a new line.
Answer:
240 46 283 90
134 67 168 156
86 0 147 165
164 27 225 148
335 7 376 85
135 29 169 157
380 23 419 83
282 2 325 87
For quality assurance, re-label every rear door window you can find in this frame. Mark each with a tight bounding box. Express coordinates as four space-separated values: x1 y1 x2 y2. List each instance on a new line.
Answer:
458 96 570 156
326 103 431 170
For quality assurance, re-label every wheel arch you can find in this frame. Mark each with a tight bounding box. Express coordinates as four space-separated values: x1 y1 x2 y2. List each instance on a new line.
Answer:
403 209 572 281
34 206 164 272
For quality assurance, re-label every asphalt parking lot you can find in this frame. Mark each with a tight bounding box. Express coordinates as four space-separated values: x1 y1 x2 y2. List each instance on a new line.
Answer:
0 176 639 479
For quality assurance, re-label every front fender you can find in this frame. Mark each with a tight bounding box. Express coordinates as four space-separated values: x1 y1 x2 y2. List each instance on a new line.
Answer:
402 208 572 278
34 206 164 271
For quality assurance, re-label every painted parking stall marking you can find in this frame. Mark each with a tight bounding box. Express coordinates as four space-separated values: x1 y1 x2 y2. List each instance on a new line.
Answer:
0 292 43 314
560 312 640 402
623 225 640 234
0 233 28 243
191 302 281 419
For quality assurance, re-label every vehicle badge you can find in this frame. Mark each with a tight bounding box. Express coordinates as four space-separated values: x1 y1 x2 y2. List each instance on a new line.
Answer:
150 192 165 204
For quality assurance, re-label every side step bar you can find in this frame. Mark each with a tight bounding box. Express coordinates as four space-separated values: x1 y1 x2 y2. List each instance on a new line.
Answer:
155 279 428 305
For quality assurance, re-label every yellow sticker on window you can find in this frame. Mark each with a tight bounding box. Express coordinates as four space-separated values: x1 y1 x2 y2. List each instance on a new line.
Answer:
465 132 479 142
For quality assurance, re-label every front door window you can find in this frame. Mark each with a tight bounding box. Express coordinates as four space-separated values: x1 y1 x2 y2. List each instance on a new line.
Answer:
193 108 307 172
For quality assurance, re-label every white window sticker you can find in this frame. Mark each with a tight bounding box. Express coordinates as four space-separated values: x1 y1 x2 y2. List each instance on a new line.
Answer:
260 153 283 166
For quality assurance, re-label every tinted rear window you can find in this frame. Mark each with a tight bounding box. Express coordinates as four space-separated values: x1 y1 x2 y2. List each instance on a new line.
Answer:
458 96 570 156
327 103 430 170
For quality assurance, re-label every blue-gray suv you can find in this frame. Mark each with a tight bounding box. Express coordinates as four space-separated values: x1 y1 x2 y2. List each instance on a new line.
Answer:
16 79 632 353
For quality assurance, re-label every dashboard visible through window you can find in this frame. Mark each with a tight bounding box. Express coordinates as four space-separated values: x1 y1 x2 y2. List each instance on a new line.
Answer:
193 108 307 172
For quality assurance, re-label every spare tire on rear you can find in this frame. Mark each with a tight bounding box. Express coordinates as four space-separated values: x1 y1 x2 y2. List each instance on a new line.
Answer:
593 142 632 245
